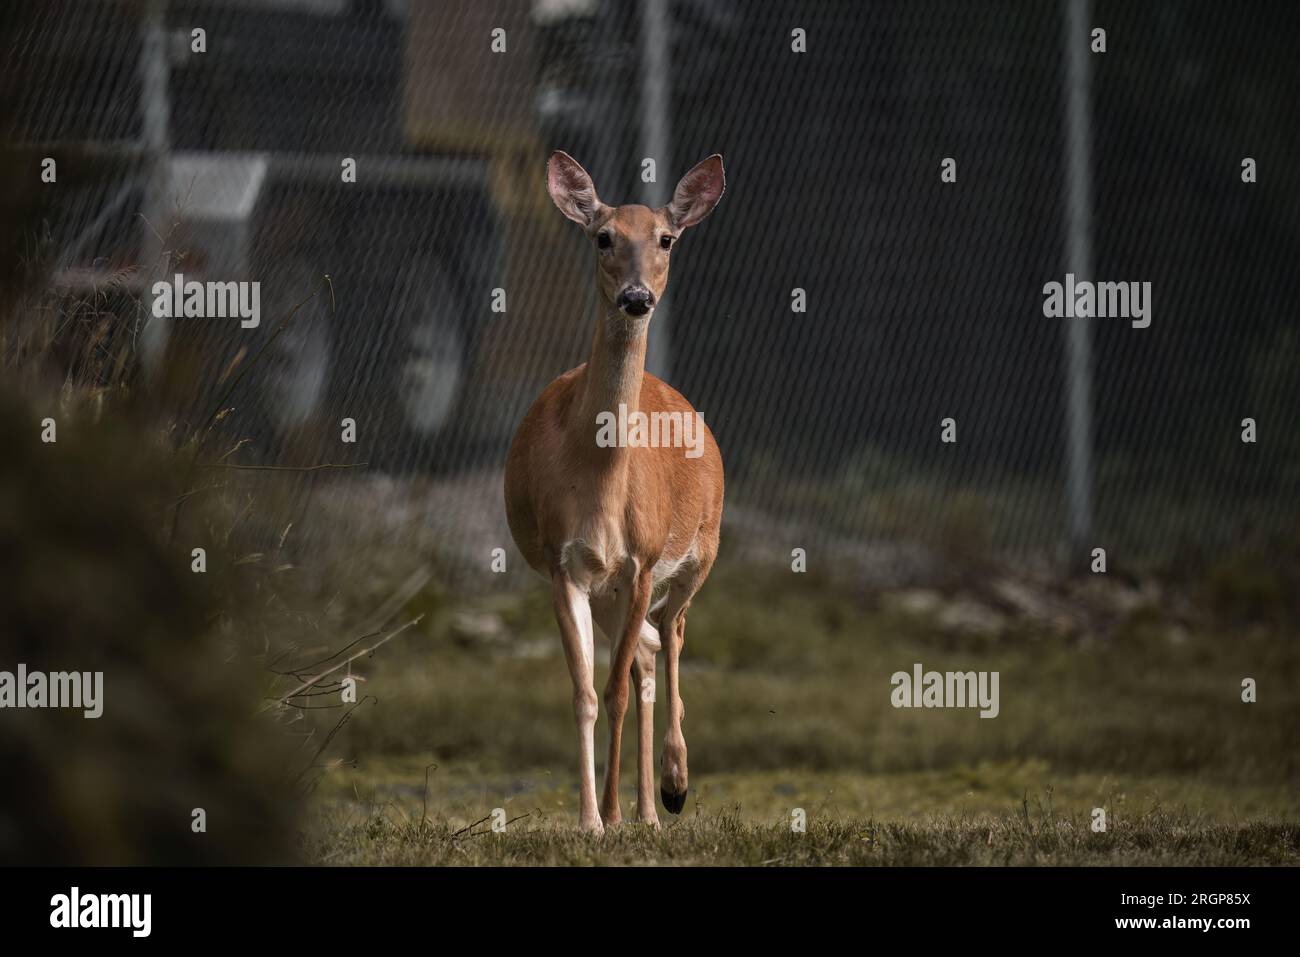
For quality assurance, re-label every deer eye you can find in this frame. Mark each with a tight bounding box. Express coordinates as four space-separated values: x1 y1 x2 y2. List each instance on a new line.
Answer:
660 234 674 250
596 232 612 250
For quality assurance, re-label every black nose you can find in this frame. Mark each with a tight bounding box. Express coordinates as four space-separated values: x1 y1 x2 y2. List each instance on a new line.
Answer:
619 287 654 316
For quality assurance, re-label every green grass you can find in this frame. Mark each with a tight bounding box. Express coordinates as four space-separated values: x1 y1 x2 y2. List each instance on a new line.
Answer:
296 560 1300 865
309 815 1300 867
320 563 1299 781
303 760 1300 865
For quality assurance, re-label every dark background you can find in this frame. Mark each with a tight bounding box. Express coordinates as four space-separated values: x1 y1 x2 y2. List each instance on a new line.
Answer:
4 0 1298 563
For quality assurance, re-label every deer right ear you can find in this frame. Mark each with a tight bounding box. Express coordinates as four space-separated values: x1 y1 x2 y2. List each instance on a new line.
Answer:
547 151 602 227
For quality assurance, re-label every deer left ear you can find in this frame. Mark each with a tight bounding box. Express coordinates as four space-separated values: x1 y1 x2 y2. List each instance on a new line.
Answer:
667 154 725 229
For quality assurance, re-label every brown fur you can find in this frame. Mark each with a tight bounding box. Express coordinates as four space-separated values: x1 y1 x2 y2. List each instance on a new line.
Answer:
503 152 725 831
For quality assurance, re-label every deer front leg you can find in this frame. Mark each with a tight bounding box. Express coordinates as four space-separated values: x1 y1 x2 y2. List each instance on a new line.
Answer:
600 568 654 826
551 571 603 835
591 596 662 827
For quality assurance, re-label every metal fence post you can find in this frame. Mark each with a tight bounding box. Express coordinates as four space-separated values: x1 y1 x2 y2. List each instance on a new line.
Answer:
138 0 171 370
639 0 671 381
1061 0 1095 565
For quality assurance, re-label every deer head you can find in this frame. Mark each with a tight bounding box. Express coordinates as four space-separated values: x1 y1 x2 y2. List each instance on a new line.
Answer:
546 151 725 322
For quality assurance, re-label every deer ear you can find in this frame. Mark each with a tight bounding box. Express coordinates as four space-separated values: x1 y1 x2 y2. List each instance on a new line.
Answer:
547 151 603 227
667 154 725 229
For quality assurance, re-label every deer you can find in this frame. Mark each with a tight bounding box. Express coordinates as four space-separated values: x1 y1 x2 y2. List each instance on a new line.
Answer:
504 151 725 834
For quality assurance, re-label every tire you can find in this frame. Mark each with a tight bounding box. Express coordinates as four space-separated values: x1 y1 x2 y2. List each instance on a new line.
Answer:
391 258 466 441
262 255 332 434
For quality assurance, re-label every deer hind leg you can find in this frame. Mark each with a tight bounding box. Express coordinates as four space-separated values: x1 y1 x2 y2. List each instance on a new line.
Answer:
550 569 603 835
658 569 705 815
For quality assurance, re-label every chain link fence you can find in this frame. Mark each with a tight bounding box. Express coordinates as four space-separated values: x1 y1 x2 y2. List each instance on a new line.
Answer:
4 0 1298 587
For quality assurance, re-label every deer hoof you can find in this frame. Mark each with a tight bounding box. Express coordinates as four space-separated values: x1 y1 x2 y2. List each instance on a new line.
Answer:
661 787 687 814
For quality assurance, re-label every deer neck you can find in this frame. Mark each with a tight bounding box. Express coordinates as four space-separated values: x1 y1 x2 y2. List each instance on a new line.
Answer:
569 304 649 464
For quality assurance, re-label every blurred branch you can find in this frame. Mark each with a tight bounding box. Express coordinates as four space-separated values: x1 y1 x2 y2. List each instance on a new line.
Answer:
293 694 375 787
271 614 424 710
198 462 369 473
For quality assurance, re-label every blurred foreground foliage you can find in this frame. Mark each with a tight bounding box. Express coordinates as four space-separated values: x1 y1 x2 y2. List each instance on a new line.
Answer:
0 386 301 864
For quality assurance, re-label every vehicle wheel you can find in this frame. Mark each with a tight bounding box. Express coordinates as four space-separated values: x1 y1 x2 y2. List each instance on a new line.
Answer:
262 256 332 434
393 259 466 440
